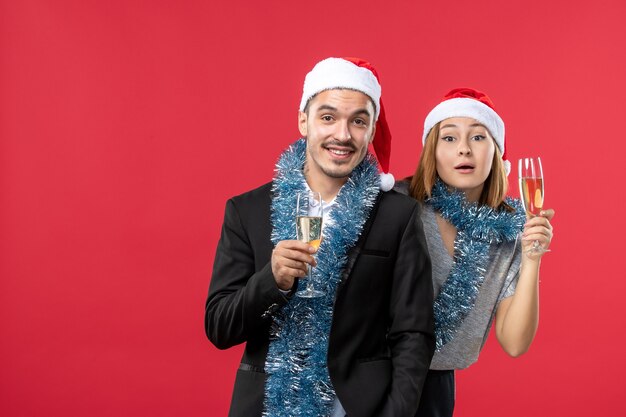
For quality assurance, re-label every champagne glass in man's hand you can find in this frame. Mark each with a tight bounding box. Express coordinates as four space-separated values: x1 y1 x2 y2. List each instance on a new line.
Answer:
295 191 324 298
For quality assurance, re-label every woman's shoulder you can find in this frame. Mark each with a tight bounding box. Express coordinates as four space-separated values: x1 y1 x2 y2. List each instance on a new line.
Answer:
393 178 411 196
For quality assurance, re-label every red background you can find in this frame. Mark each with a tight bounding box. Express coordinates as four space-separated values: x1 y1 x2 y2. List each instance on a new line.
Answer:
2 1 625 416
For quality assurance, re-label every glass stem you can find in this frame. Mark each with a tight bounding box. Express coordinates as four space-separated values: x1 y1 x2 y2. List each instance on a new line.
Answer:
306 264 314 292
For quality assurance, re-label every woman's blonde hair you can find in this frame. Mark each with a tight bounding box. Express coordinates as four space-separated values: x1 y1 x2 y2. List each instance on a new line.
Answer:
408 122 513 211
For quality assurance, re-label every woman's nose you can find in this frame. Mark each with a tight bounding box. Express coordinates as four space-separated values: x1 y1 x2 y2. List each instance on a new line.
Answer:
457 138 471 155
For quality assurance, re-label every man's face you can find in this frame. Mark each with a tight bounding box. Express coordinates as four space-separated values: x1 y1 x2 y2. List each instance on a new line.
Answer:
298 89 376 184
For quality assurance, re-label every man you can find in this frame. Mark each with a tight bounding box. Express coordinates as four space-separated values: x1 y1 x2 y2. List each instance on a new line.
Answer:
205 57 434 417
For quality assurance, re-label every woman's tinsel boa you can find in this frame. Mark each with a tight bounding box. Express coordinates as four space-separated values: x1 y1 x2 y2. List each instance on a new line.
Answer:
428 180 525 351
263 138 380 417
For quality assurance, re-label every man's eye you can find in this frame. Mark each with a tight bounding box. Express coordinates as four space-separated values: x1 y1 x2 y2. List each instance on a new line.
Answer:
353 119 365 126
321 115 333 122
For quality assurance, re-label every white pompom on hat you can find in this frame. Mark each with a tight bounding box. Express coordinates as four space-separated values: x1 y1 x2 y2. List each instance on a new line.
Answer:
300 57 395 190
423 87 510 175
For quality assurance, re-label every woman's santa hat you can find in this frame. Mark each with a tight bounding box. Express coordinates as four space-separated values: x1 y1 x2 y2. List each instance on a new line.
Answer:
423 87 511 175
300 57 395 191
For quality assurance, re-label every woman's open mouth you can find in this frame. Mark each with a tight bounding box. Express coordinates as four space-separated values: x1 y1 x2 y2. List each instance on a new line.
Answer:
454 163 475 173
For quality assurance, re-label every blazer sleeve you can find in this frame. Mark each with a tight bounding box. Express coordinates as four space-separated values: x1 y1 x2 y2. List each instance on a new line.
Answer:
380 204 435 416
204 198 290 350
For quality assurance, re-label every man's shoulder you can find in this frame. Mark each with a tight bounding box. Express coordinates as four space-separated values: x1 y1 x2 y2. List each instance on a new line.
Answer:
392 179 410 196
223 182 273 225
230 182 273 205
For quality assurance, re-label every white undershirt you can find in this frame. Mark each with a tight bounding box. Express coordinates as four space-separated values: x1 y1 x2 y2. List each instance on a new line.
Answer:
331 397 346 416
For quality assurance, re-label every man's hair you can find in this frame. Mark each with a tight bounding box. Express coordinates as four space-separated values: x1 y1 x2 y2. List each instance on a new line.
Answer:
302 88 377 116
408 122 513 211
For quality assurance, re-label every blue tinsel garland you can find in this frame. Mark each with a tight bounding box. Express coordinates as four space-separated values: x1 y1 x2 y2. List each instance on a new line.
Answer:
263 139 380 417
428 180 526 351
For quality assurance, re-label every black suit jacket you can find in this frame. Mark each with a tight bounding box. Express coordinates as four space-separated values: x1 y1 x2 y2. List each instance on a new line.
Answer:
205 182 434 417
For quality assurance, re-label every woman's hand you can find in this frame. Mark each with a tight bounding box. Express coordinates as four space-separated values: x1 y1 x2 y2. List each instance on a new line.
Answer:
522 209 555 259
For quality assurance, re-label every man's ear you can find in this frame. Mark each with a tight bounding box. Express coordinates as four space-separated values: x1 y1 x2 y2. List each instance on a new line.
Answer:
298 111 307 137
369 123 376 143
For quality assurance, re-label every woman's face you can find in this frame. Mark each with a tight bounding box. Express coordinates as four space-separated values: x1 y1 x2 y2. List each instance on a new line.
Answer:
435 117 496 202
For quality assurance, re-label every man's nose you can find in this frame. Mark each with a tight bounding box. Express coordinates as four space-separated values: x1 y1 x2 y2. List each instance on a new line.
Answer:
334 121 351 142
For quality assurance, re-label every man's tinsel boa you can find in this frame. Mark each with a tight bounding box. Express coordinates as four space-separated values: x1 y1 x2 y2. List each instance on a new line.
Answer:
428 179 526 351
263 139 380 417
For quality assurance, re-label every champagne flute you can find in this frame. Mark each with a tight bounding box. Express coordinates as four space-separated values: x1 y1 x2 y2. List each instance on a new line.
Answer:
295 191 324 298
518 157 550 254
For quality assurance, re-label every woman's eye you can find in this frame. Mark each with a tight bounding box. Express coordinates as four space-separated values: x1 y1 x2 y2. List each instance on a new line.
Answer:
472 135 486 141
441 136 455 142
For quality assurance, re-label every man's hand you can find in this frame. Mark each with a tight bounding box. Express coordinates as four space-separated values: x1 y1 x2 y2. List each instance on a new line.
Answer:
271 240 317 291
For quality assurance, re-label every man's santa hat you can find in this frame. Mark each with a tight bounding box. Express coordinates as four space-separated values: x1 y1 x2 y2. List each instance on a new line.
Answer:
423 87 510 175
300 57 395 191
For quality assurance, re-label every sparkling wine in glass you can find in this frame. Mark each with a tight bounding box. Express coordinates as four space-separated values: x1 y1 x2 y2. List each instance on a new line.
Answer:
518 157 550 254
296 191 324 298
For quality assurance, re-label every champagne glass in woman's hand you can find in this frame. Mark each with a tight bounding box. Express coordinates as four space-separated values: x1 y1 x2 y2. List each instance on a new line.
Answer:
295 191 325 298
518 157 550 254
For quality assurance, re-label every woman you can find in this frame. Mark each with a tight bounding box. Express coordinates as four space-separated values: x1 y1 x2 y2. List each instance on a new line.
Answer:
397 88 554 416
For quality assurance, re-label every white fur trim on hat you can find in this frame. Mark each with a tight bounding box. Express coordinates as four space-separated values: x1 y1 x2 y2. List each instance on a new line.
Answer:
422 97 505 155
299 58 381 120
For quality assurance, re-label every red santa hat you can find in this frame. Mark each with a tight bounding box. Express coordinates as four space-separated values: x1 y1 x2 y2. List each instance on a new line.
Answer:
300 57 394 191
423 88 510 175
